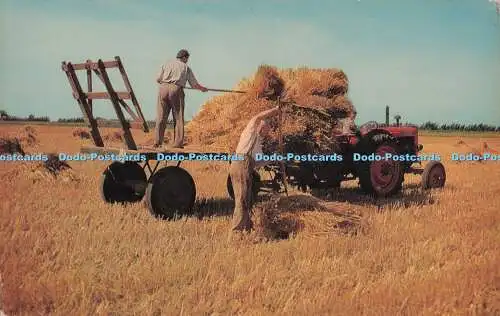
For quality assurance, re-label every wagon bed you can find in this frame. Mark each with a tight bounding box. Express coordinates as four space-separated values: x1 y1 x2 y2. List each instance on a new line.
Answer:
81 144 231 157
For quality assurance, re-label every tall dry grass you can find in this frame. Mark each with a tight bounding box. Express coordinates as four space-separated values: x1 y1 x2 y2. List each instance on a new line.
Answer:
0 125 499 315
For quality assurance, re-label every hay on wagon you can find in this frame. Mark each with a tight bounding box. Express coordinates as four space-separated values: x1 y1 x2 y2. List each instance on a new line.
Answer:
186 65 356 154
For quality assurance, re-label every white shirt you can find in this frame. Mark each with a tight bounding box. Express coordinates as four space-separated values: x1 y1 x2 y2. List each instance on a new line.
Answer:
156 59 199 87
235 119 269 168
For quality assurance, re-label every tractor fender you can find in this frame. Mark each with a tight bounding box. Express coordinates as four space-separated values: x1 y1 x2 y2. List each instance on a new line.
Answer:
355 129 400 153
361 128 393 141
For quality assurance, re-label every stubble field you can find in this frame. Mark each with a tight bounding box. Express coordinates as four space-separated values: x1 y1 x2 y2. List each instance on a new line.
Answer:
1 124 499 315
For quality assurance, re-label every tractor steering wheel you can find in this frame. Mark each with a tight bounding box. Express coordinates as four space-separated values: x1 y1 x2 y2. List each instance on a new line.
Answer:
359 121 379 134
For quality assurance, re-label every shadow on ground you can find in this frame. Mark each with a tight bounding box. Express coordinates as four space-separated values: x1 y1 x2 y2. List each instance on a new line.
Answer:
187 180 446 220
192 197 235 219
312 183 442 211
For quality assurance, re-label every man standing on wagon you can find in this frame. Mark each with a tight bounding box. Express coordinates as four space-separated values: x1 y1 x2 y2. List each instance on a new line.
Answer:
155 49 209 149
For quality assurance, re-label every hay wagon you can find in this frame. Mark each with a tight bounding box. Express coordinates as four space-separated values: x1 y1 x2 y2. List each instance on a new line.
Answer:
61 56 228 219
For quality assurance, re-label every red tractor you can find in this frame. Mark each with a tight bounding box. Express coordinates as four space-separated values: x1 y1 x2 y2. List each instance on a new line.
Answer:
227 116 446 200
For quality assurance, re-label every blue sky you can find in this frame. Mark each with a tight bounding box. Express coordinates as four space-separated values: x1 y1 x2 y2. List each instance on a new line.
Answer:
1 0 499 125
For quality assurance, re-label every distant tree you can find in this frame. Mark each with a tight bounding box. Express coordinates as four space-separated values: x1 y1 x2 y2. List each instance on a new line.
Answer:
58 117 85 123
420 121 439 130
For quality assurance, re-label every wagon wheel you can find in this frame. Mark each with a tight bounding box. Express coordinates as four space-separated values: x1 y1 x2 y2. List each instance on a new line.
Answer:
422 161 446 189
357 134 404 197
145 166 196 220
226 171 262 202
100 161 147 203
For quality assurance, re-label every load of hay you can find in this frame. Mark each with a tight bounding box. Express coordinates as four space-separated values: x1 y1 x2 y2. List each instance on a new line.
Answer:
186 65 356 154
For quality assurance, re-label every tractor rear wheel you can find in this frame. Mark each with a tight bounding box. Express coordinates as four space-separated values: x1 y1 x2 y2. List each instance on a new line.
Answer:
357 134 404 197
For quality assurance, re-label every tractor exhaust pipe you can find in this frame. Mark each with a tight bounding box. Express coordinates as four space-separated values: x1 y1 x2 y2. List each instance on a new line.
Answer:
385 105 390 125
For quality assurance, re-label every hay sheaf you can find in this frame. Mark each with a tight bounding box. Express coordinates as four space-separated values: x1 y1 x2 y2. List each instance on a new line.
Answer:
252 194 364 241
248 65 285 100
0 137 25 155
73 128 123 142
43 153 72 174
26 166 79 183
186 65 355 153
452 140 499 163
19 126 39 146
0 127 38 153
73 128 91 139
283 67 349 99
29 153 78 182
482 142 498 154
103 131 124 142
2 153 79 183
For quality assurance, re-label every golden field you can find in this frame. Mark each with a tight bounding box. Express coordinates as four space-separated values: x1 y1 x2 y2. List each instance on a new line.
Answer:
0 124 499 315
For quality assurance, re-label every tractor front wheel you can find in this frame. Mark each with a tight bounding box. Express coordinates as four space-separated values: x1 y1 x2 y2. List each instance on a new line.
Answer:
422 161 446 189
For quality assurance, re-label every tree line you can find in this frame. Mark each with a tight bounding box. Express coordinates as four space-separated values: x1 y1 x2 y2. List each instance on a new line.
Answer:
0 110 50 122
1 110 498 131
0 111 159 127
55 117 159 127
418 121 500 132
